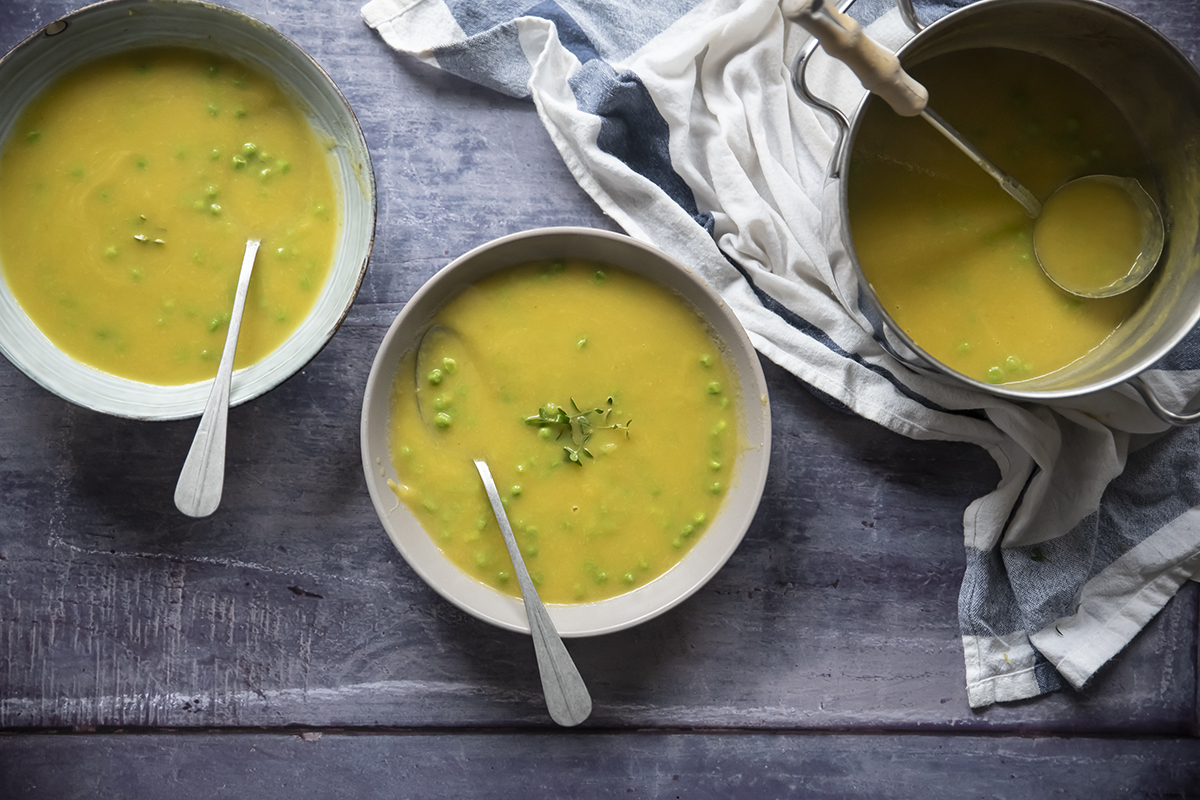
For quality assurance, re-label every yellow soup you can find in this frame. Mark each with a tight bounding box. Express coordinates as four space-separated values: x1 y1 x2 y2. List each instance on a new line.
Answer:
848 48 1153 385
0 47 338 385
387 259 741 605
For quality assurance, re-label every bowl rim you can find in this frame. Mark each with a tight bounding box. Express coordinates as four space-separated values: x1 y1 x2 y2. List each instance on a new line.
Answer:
0 0 377 420
360 226 772 637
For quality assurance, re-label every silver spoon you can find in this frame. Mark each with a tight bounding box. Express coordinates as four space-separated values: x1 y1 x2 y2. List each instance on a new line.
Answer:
786 0 1165 298
174 238 261 518
473 458 593 727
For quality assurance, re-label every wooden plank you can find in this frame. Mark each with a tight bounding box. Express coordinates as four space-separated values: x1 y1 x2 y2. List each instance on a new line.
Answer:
0 731 1198 799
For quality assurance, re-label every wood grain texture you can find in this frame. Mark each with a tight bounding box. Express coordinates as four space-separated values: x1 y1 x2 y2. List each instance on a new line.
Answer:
1 731 1198 799
0 0 1196 778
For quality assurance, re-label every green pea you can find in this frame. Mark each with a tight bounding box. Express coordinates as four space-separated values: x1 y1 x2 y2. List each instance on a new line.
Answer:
129 268 143 282
25 130 41 144
510 485 522 497
496 571 510 585
710 482 722 495
594 571 608 584
955 341 972 356
538 427 551 440
593 270 607 283
707 381 722 395
276 159 291 174
209 148 221 161
103 246 118 259
434 412 452 429
711 420 727 435
231 155 247 169
986 366 1005 384
694 512 707 525
234 108 247 119
523 545 538 558
441 357 456 374
577 337 587 349
428 369 444 386
700 353 713 367
207 103 220 117
474 551 489 567
622 573 635 585
209 203 222 216
208 317 224 333
681 523 695 538
205 185 219 198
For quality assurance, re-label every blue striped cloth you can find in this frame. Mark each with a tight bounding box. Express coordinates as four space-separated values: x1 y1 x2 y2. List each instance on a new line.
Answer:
362 0 1200 706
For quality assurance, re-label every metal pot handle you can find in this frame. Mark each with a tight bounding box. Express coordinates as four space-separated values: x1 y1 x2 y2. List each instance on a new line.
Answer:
788 0 925 179
1127 376 1200 426
789 1 856 179
896 0 925 33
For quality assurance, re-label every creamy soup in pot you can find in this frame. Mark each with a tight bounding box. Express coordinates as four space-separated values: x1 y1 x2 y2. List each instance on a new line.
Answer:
386 259 742 605
0 47 338 385
847 48 1155 385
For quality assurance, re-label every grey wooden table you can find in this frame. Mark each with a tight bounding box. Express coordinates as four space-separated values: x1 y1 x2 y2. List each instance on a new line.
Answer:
1 0 1198 797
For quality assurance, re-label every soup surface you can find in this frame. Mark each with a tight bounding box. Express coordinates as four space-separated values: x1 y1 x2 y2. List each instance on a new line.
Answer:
848 48 1154 384
387 260 741 605
0 47 338 385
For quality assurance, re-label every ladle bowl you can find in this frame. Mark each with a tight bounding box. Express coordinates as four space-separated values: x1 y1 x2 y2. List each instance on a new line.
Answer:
1034 175 1165 299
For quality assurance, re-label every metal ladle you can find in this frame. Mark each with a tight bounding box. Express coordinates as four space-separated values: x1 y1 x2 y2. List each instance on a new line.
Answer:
785 0 1165 298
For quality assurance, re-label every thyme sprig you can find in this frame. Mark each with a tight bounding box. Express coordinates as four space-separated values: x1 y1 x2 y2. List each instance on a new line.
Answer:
525 397 631 465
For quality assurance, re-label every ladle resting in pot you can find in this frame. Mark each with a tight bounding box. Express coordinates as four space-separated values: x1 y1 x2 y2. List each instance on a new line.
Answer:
784 0 1164 299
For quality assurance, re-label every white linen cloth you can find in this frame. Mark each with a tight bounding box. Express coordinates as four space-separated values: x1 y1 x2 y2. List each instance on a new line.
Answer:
362 0 1200 706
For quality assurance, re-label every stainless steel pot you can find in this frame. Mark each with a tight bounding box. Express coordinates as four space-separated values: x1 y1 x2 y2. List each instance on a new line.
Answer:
791 0 1200 424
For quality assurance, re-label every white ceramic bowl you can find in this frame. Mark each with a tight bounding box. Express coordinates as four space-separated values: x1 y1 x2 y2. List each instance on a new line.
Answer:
360 228 772 637
0 0 375 420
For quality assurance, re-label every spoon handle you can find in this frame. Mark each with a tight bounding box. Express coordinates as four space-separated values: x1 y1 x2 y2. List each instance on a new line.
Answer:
473 459 593 727
174 239 261 518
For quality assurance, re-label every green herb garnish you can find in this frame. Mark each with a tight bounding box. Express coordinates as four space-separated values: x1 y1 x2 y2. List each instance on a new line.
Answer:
525 397 631 465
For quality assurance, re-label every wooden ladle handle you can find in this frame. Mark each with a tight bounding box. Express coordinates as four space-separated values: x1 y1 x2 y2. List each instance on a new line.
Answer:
783 0 928 117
